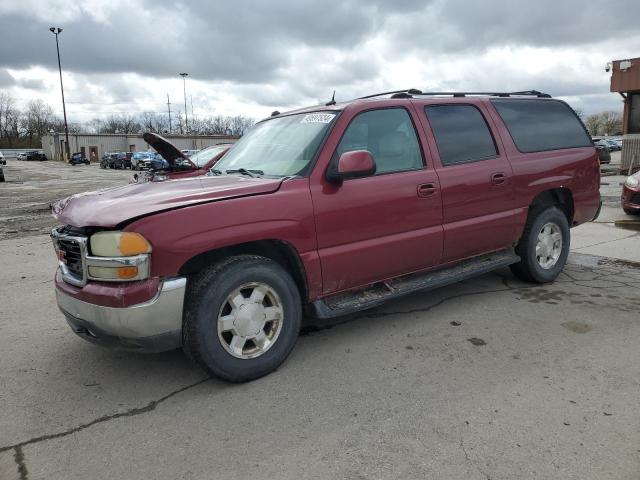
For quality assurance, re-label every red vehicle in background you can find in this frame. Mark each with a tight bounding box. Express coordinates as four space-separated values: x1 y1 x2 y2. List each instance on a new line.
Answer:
52 89 600 382
622 170 640 215
132 133 231 182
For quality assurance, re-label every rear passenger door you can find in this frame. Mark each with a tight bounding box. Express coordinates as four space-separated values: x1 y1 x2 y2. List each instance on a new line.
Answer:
420 103 519 263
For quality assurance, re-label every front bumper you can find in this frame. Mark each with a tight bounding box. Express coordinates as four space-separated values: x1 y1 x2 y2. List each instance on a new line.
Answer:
622 186 640 212
56 277 186 353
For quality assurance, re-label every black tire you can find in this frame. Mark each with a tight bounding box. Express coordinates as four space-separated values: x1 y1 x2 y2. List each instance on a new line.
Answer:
623 207 639 216
183 255 302 382
510 206 570 283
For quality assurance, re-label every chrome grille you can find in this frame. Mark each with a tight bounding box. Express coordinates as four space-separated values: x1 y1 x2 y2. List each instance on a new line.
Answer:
52 226 88 287
58 239 83 279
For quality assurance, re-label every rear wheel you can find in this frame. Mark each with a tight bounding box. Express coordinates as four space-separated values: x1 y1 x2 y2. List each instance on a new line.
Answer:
510 206 570 283
183 255 302 382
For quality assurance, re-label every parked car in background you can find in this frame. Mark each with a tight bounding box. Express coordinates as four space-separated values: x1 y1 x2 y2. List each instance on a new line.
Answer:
622 171 640 215
132 134 231 183
51 90 600 382
0 151 4 162
69 152 90 165
100 153 117 169
137 151 170 171
593 139 611 164
0 153 5 182
16 152 26 161
109 153 132 169
132 152 152 169
603 139 620 151
26 151 47 161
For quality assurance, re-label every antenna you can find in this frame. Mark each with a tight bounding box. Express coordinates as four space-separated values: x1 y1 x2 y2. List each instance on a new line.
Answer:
326 90 336 106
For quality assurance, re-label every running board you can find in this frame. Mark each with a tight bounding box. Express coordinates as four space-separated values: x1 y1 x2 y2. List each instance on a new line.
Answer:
311 249 520 319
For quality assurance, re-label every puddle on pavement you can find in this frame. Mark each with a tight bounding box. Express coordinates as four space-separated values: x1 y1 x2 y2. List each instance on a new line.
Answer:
561 321 593 333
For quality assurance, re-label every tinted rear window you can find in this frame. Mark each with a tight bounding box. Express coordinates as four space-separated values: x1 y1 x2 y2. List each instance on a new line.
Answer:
491 99 591 153
424 105 497 166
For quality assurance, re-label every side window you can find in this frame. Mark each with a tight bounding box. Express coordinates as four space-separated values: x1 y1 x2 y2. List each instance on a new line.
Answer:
491 99 592 152
425 105 497 166
336 108 423 174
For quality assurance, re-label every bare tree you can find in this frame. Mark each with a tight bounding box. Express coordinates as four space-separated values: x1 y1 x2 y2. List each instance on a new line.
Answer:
0 91 20 146
599 111 622 136
584 113 603 136
228 115 255 136
23 99 56 145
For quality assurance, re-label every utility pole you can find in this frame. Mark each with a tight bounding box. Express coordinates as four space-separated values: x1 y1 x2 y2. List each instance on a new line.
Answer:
166 93 172 133
190 94 195 133
179 73 188 134
49 27 70 160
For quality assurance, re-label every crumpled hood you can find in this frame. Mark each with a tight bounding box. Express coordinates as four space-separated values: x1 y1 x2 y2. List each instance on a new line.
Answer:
52 175 284 227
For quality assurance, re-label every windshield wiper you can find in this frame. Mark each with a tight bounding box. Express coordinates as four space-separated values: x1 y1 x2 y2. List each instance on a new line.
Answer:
209 168 223 176
226 168 264 177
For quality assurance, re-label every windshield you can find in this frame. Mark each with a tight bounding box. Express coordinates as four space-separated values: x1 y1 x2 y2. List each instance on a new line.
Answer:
213 112 337 176
189 146 228 167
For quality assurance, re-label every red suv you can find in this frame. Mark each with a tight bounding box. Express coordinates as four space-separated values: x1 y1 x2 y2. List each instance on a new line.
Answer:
51 89 600 382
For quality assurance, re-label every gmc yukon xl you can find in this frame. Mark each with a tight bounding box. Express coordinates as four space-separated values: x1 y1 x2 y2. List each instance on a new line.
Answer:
51 89 600 382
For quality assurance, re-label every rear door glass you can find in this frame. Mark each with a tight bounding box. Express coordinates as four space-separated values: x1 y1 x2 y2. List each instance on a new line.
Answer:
491 99 591 153
424 105 497 166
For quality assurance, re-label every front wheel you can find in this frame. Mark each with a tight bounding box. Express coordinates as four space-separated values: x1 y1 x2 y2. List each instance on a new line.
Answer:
183 255 302 382
510 206 570 283
624 207 639 216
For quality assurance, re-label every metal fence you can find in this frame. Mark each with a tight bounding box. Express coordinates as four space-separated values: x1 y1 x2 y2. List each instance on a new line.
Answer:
621 134 640 172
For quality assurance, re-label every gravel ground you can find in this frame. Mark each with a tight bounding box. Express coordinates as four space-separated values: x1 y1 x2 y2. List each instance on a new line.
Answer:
0 159 132 240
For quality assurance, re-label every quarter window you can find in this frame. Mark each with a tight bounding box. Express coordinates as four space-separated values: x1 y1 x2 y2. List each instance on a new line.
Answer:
425 105 497 166
336 108 423 174
491 99 592 153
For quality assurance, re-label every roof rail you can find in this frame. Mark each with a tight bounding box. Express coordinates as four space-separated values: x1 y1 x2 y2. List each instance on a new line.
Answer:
358 89 552 99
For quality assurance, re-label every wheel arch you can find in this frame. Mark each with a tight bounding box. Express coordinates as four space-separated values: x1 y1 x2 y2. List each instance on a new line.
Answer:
178 239 309 302
528 187 575 225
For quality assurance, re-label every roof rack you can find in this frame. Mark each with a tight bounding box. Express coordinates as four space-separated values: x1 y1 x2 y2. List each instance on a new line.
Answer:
358 89 552 99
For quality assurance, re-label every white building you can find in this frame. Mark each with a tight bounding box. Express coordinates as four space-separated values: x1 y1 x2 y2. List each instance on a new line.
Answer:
42 132 239 161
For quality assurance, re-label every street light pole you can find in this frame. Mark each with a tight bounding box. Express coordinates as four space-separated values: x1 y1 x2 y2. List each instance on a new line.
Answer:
49 27 70 160
179 72 188 134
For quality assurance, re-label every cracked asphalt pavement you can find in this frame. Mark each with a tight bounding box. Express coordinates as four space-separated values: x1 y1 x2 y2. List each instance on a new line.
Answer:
1 159 640 479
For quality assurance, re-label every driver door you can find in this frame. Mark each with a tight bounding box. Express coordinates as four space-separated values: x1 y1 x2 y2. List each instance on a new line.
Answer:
310 106 443 295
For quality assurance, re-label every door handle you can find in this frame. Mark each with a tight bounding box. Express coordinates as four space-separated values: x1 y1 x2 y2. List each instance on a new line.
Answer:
491 172 506 185
417 183 437 197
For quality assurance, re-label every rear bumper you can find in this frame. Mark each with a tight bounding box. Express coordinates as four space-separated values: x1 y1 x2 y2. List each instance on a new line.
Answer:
56 277 186 353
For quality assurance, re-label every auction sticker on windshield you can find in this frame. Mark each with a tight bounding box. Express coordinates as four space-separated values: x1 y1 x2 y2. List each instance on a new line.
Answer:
301 113 335 124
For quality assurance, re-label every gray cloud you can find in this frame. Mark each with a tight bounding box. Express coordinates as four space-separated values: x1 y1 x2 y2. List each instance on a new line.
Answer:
0 0 636 115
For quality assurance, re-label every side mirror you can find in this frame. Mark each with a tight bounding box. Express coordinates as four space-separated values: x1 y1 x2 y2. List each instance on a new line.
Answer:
328 150 376 183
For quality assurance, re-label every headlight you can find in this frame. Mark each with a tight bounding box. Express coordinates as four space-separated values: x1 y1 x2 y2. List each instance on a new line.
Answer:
625 176 640 188
89 231 152 257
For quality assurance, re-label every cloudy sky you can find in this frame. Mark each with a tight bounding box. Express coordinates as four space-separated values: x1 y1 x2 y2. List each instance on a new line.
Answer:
1 0 638 122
